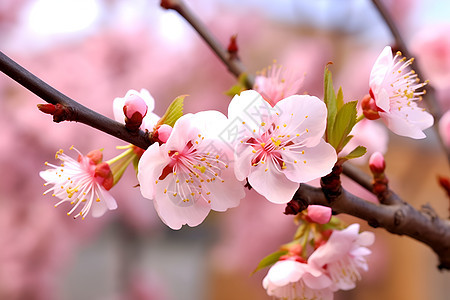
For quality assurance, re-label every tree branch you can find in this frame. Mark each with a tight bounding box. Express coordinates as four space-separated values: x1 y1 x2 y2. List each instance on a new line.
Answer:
294 183 450 270
371 0 450 164
0 51 153 149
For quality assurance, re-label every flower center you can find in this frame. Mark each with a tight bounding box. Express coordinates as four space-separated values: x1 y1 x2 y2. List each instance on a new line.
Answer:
158 136 228 207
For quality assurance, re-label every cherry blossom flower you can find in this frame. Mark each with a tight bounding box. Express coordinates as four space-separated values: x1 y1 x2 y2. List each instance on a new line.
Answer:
308 223 375 291
227 90 337 204
263 259 334 300
137 111 246 230
369 46 433 139
40 147 117 219
113 89 160 131
254 62 303 106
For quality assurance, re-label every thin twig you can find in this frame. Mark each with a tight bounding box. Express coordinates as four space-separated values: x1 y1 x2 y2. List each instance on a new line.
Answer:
371 0 450 164
0 51 152 149
160 0 254 88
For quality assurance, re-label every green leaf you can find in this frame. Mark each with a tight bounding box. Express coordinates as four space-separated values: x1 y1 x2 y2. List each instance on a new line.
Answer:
225 73 248 97
336 86 344 110
323 66 337 142
330 101 358 152
342 146 367 161
157 95 186 127
252 250 288 275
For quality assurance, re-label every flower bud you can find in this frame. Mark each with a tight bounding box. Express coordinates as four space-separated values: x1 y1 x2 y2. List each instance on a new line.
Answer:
369 152 386 175
361 93 380 120
123 94 148 131
306 205 332 224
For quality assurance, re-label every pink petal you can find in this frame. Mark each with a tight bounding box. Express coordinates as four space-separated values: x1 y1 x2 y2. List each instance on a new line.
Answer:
137 143 170 199
275 95 327 146
247 160 299 204
165 114 201 151
153 183 211 230
379 110 428 139
283 139 337 183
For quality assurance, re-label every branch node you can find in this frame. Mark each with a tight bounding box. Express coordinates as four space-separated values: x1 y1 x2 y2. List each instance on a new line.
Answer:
37 103 76 123
320 164 343 202
420 203 439 222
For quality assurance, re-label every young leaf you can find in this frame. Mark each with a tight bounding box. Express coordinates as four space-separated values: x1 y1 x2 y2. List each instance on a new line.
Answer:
252 250 288 275
323 66 337 142
157 95 186 127
336 86 344 110
342 146 367 161
330 101 358 152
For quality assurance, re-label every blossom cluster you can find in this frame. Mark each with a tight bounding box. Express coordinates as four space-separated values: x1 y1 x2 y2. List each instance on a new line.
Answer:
40 46 434 228
263 223 374 300
38 46 432 299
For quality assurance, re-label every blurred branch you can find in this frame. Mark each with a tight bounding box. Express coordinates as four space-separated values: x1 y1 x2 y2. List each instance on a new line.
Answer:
293 183 450 270
0 50 153 149
160 0 254 88
371 0 450 164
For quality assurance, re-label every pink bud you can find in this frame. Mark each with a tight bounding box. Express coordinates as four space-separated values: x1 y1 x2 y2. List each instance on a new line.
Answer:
156 124 173 143
123 94 148 119
369 152 386 174
307 205 332 224
361 93 380 120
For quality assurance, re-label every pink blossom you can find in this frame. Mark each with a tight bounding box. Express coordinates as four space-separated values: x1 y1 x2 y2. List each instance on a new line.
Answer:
253 62 303 106
307 205 332 224
137 111 246 229
369 46 433 139
40 147 117 219
308 223 375 291
263 259 333 300
113 89 159 131
227 90 337 204
440 110 450 148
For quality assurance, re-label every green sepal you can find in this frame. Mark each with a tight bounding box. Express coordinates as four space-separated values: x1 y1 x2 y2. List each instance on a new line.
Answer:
330 101 358 153
293 223 307 240
252 250 288 275
323 65 337 142
225 73 248 97
320 216 345 231
157 95 186 127
132 155 140 175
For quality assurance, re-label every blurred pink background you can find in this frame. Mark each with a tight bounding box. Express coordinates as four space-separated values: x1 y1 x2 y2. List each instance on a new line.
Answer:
0 0 449 299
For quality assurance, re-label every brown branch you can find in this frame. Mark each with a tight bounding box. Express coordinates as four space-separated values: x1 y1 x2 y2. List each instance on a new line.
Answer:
0 50 153 150
371 0 450 164
293 183 450 270
160 0 254 89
